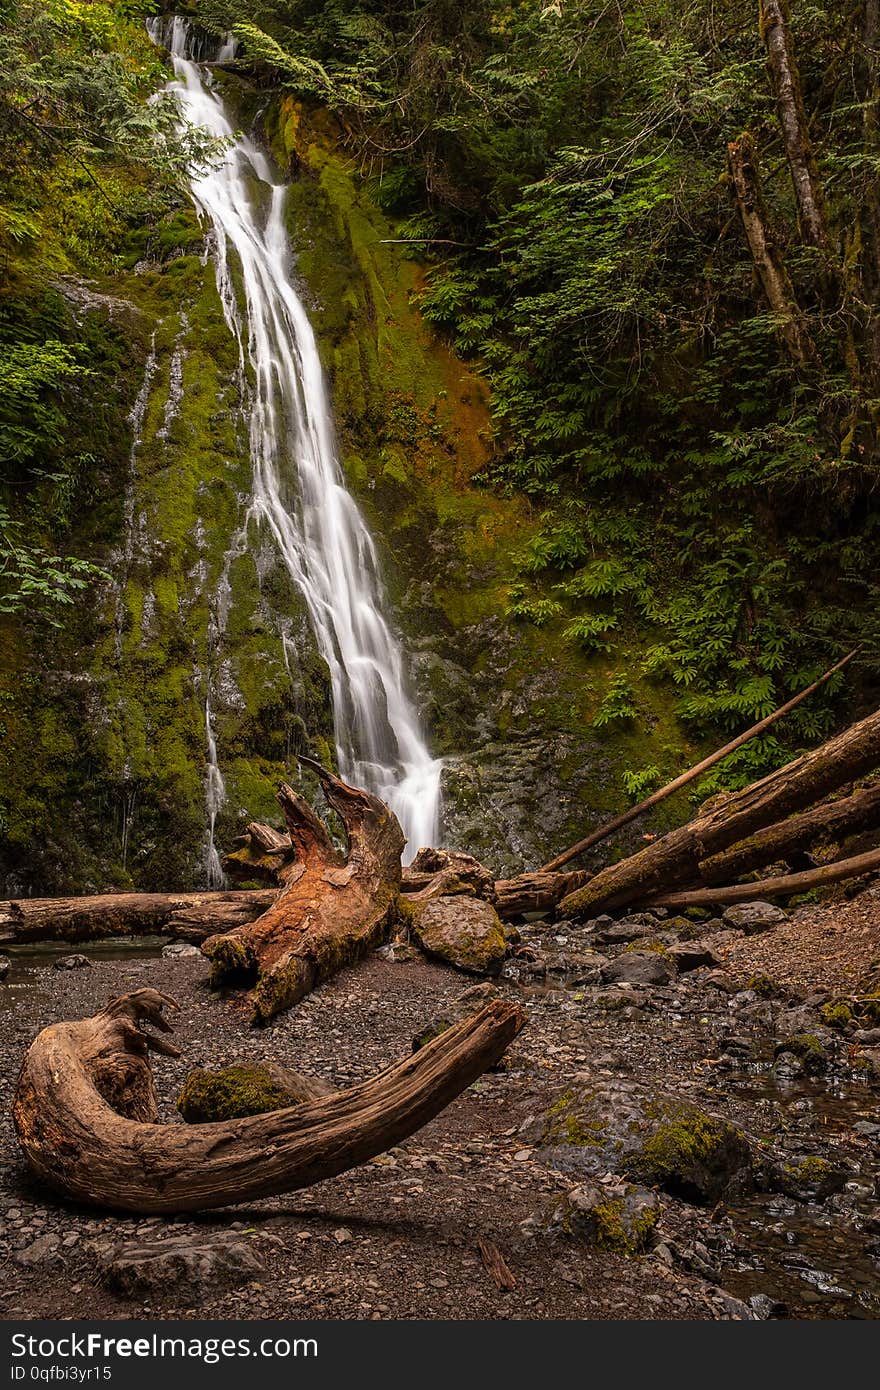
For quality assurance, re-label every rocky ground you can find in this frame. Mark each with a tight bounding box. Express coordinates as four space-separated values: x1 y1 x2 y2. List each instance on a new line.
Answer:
0 881 879 1322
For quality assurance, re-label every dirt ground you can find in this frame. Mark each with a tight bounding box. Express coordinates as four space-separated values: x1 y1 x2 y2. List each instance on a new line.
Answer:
1 880 879 1322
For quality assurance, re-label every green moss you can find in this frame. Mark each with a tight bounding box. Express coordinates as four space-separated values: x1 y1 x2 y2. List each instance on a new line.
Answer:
748 973 782 999
630 1110 737 1190
590 1196 661 1255
777 1033 828 1073
177 1065 296 1122
819 1000 853 1029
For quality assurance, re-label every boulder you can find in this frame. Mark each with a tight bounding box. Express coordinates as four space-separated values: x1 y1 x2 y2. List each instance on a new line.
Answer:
410 895 507 975
668 941 720 973
53 954 91 971
101 1234 264 1296
526 1079 753 1204
523 1176 662 1254
412 982 500 1051
773 1155 848 1202
773 1033 828 1077
722 902 787 934
600 952 675 987
177 1062 332 1122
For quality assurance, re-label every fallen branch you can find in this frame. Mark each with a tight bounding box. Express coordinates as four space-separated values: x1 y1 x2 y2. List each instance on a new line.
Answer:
13 988 526 1213
561 705 880 918
0 890 274 946
542 647 858 873
646 844 880 910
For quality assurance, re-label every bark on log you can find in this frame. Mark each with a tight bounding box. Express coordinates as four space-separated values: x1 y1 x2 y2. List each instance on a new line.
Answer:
12 988 525 1213
647 845 880 910
698 780 880 884
541 648 858 873
202 759 404 1024
0 890 274 947
494 869 592 918
223 823 293 885
561 707 880 918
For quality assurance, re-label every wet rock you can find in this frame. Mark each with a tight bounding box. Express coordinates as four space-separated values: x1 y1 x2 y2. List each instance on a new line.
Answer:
773 1155 848 1201
722 902 787 934
526 1079 753 1203
523 1176 662 1254
412 982 500 1051
601 952 675 987
410 895 507 976
162 942 201 958
53 954 91 971
101 1234 264 1296
177 1062 331 1122
668 941 720 973
773 1034 828 1077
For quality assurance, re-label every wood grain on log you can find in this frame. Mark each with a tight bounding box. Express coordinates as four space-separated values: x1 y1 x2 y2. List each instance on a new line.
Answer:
13 989 526 1213
203 759 404 1023
0 891 274 946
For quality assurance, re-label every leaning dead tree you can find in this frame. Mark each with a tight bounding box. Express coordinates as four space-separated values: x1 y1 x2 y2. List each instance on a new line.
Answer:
13 988 525 1213
202 758 405 1024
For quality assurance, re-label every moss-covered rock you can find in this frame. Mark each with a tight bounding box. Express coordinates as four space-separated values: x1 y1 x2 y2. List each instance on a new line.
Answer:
525 1176 662 1255
773 1155 848 1202
773 1033 828 1076
410 895 507 975
176 1062 331 1122
526 1080 754 1204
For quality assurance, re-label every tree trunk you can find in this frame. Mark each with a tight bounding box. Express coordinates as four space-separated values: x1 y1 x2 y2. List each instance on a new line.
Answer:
647 844 880 910
560 707 880 918
727 132 816 364
698 780 880 883
759 0 829 249
0 890 274 947
202 759 404 1024
12 988 525 1213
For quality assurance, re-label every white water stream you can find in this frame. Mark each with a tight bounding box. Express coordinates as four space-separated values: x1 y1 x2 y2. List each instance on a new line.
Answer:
149 17 441 865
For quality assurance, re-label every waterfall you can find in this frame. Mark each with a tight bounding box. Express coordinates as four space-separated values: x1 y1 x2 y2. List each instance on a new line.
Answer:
148 17 442 863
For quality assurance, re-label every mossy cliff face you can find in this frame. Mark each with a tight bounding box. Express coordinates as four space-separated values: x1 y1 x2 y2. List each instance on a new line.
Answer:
0 75 695 892
260 96 696 874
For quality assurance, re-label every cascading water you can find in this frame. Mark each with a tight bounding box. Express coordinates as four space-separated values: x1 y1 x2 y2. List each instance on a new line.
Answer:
148 16 442 862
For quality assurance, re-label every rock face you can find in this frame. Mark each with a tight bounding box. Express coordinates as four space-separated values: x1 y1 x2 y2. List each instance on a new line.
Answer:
527 1080 754 1204
722 903 787 933
412 982 500 1051
177 1062 332 1122
102 1234 264 1296
524 1177 663 1254
410 896 507 975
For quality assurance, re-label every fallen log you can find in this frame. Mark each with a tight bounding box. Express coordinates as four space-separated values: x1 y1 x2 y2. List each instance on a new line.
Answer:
223 822 293 885
542 647 858 873
202 758 404 1024
646 844 880 910
494 869 592 918
12 988 525 1213
698 780 880 884
561 706 880 918
0 890 274 947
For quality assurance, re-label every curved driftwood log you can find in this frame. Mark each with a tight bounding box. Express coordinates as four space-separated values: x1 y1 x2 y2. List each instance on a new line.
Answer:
13 989 525 1213
203 759 405 1023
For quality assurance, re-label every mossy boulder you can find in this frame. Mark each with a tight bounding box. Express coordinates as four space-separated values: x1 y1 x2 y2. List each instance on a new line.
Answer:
524 1176 662 1255
773 1033 828 1076
526 1080 754 1204
410 895 507 975
773 1155 848 1202
176 1062 332 1123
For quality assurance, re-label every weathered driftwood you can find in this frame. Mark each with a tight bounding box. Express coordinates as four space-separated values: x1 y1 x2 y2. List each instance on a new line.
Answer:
13 988 525 1213
0 890 274 946
647 844 880 910
541 648 857 873
698 780 880 884
494 869 592 918
561 707 880 918
202 759 404 1024
223 822 293 885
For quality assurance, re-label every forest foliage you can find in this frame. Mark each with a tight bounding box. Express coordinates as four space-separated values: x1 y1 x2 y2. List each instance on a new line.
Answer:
190 0 880 781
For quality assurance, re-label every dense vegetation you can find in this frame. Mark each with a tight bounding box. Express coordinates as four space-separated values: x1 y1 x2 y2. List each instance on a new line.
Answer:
190 0 880 785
